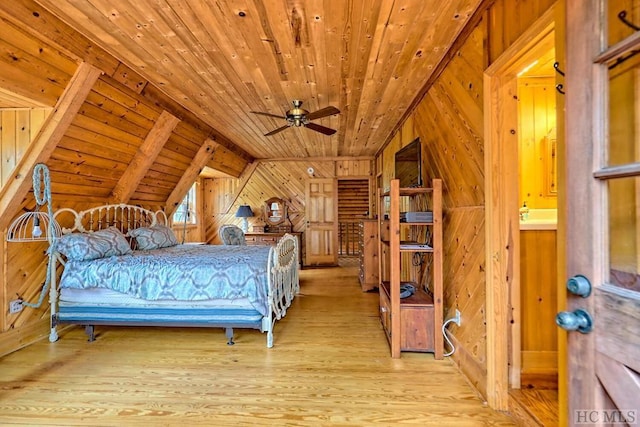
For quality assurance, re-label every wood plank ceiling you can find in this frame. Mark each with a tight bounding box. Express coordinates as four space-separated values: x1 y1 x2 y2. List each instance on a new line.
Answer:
33 0 483 160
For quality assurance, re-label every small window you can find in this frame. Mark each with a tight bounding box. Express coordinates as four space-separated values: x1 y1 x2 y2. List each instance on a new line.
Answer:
173 183 197 225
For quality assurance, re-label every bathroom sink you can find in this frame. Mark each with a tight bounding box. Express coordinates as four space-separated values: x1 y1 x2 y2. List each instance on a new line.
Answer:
520 209 557 230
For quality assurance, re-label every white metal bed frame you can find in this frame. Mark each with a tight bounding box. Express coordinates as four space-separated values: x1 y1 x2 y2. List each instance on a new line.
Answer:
48 203 299 348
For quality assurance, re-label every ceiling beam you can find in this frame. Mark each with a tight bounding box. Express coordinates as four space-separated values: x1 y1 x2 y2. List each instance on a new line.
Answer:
108 110 180 204
164 138 217 217
0 62 102 229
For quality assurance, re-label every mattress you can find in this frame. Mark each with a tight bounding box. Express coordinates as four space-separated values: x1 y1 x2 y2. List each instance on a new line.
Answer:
57 288 264 327
60 287 253 308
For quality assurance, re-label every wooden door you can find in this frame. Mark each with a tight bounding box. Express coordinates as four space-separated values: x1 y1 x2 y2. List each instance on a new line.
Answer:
305 178 338 266
564 2 640 425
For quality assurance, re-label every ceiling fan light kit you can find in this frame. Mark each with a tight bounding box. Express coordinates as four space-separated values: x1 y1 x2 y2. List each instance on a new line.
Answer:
252 100 340 136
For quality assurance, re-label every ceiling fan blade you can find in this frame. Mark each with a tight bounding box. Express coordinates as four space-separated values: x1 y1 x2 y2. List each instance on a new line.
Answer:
264 124 290 136
251 111 286 120
304 122 337 136
305 106 340 121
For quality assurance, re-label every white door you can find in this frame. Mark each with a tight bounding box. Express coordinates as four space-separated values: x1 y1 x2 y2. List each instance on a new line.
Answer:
563 2 640 424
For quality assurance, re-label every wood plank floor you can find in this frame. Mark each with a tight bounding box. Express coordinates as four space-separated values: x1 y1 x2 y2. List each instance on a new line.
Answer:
0 264 516 426
509 389 559 426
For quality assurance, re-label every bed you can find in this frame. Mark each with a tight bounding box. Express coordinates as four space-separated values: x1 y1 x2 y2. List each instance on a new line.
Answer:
47 203 299 348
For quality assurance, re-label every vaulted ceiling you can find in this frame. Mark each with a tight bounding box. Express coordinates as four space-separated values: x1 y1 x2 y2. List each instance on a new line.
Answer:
33 0 484 159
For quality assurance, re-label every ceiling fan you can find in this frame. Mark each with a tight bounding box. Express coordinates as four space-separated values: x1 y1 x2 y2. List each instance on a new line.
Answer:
251 100 340 136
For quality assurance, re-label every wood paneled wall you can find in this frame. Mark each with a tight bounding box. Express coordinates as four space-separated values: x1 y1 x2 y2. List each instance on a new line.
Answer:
520 229 558 388
518 77 557 209
0 1 560 407
0 109 50 186
0 4 250 356
376 0 556 402
488 0 557 65
203 159 373 247
379 22 487 396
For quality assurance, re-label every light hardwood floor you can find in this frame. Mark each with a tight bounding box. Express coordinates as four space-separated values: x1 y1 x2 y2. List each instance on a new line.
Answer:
0 264 515 426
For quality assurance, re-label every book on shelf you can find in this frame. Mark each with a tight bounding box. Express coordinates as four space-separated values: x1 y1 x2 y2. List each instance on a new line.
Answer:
400 211 434 223
399 241 432 250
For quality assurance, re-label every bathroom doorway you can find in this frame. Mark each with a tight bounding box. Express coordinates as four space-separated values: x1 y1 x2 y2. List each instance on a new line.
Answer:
514 34 560 424
483 6 565 424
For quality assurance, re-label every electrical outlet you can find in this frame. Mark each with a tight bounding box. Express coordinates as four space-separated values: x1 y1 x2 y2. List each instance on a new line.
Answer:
454 309 461 326
9 299 23 314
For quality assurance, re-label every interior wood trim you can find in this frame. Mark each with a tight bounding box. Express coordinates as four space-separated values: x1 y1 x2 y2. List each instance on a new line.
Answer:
483 4 556 411
0 62 102 229
594 31 640 65
593 163 640 179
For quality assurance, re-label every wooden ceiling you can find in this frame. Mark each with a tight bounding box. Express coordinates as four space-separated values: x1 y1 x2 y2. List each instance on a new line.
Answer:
33 0 483 159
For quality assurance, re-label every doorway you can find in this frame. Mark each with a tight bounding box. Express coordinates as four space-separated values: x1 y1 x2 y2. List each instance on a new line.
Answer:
513 36 560 425
483 6 564 424
337 179 370 257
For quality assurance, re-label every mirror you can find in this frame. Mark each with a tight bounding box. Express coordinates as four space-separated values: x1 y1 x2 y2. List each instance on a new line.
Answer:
265 197 287 226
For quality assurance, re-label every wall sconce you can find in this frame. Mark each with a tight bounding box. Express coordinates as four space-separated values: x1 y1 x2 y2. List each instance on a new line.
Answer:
7 163 62 243
235 205 254 233
7 210 62 242
5 163 62 312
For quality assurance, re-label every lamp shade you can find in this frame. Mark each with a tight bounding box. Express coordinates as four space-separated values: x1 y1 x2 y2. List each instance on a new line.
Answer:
235 205 253 218
7 211 62 243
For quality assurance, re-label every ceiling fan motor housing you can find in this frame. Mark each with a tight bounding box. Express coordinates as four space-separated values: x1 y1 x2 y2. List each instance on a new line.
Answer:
287 100 309 127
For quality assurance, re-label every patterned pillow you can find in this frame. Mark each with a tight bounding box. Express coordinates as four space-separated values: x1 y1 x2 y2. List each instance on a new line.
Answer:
91 227 133 257
129 224 178 250
56 227 132 261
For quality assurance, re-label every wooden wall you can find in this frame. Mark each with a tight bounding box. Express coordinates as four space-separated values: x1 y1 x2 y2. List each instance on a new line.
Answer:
518 77 557 209
0 1 560 409
376 0 556 402
0 109 50 186
379 22 487 395
0 2 250 356
520 229 558 388
203 159 373 250
488 0 558 64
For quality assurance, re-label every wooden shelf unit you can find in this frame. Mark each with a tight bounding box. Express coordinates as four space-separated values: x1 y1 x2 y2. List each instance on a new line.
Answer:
358 219 379 291
378 178 443 359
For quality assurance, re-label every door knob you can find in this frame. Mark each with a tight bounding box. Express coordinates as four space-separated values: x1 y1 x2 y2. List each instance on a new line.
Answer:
566 275 591 297
555 308 593 333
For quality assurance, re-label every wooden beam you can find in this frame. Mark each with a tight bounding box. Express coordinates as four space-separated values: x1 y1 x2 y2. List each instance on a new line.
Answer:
206 146 249 178
164 138 217 217
0 62 102 229
109 110 180 204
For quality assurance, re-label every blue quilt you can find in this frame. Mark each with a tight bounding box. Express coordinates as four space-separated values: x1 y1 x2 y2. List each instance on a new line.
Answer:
59 245 273 315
